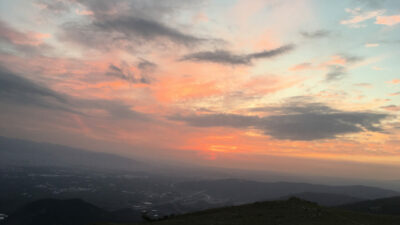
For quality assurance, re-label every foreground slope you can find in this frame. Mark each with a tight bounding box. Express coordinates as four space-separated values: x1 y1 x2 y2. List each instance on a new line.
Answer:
107 198 400 225
338 196 400 215
5 199 141 225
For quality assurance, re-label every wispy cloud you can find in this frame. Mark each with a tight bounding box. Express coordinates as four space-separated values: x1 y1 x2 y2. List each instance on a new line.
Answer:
354 83 373 88
341 8 385 27
365 43 379 47
342 8 400 27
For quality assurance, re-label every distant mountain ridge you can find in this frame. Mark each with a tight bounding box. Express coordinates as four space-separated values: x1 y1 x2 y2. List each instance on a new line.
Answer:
176 179 400 204
0 136 142 171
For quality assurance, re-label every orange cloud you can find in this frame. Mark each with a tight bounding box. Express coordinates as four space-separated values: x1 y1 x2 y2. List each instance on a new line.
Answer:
154 75 223 103
365 43 379 48
387 79 400 84
289 63 312 71
325 55 347 65
75 9 94 16
243 75 303 96
150 59 249 103
173 123 400 166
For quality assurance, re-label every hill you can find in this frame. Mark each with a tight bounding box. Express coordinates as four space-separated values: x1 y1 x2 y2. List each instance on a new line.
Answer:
4 198 142 225
338 196 400 215
97 198 400 225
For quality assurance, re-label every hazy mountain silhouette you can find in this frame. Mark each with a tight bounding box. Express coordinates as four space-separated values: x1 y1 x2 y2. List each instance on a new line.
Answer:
279 192 364 206
0 136 142 171
4 198 141 225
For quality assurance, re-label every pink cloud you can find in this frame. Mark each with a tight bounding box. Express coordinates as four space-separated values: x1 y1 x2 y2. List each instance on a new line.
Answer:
0 20 51 46
376 15 400 26
372 66 384 71
229 0 270 23
390 92 400 96
381 105 400 112
193 12 208 23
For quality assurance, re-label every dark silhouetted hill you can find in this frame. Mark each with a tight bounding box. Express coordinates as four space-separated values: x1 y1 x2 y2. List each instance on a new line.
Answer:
338 196 400 215
4 198 141 225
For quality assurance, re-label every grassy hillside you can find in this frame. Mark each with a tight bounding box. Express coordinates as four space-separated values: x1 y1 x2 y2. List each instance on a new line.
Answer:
97 198 400 225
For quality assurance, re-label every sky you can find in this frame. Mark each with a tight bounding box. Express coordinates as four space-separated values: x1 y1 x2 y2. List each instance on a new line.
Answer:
0 0 400 180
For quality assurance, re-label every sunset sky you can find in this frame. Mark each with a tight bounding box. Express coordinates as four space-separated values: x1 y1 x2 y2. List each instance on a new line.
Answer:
1 0 400 179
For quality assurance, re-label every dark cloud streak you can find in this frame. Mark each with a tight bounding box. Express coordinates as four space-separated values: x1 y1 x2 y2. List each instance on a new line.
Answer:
0 66 66 108
300 30 331 39
106 64 150 84
93 16 203 46
180 44 295 65
326 65 347 81
325 54 363 81
171 101 389 140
